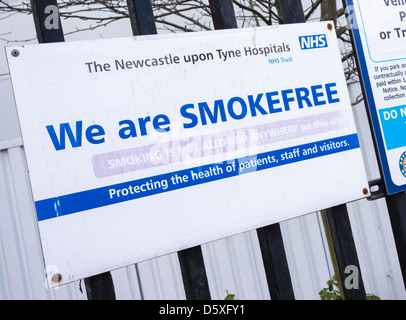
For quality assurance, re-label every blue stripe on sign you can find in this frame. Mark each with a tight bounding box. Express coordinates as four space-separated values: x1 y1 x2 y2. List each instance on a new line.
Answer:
35 133 360 222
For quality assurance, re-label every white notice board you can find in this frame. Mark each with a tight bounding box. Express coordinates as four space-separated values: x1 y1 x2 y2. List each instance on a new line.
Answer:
6 22 369 287
346 0 406 194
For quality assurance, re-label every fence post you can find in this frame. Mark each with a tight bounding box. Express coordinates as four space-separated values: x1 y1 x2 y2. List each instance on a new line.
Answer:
324 205 366 299
176 248 211 300
257 224 295 300
30 0 64 43
84 273 116 300
29 0 116 300
125 0 211 300
126 0 157 35
279 0 366 300
208 0 296 300
177 246 211 300
208 0 237 29
279 0 306 24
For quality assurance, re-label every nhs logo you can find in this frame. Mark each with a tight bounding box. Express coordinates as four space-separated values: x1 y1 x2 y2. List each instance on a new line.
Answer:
299 34 328 50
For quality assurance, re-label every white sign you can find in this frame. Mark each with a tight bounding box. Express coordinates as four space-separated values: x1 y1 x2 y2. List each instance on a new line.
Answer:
7 22 369 287
347 0 406 194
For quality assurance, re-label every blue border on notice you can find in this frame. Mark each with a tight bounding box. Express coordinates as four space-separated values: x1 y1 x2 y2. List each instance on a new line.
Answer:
346 0 406 194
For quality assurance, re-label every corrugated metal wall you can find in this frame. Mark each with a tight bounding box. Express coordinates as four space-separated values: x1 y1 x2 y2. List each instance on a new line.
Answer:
0 144 86 299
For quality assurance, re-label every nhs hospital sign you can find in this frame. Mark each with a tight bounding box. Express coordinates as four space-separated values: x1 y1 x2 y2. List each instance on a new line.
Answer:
299 34 328 50
6 22 369 287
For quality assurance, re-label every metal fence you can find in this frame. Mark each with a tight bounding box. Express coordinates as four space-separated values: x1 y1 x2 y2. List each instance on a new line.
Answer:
1 0 405 300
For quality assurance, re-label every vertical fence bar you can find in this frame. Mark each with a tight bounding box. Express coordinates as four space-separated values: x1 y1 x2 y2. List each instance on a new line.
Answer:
251 0 312 301
325 205 366 299
279 0 367 300
84 273 116 300
177 246 211 300
257 224 295 300
30 0 116 300
208 0 295 300
177 247 211 300
30 0 64 43
126 0 157 35
83 272 116 299
126 0 211 300
278 0 306 24
173 0 243 300
208 0 237 29
342 0 406 290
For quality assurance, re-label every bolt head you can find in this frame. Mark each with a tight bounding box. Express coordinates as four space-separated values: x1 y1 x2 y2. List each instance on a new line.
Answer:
51 273 62 284
11 49 19 57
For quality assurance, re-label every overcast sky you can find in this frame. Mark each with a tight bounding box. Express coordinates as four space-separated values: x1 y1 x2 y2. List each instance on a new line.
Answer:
0 6 136 76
